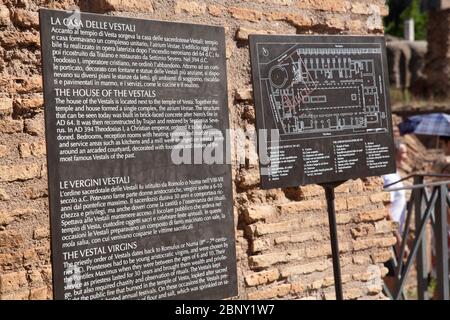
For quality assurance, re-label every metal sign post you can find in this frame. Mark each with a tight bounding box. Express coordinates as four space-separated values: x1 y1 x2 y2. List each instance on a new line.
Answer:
321 181 345 300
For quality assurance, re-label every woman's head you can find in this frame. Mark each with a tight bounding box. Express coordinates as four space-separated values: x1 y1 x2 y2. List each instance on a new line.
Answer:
395 139 407 166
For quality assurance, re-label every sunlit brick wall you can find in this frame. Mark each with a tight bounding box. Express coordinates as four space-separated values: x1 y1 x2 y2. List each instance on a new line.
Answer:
0 0 393 300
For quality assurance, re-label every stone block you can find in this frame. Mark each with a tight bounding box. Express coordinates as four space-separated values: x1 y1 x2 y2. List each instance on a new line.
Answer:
243 205 277 223
0 271 27 294
208 4 225 17
79 0 154 13
0 119 23 134
175 0 206 16
33 227 49 240
12 9 39 28
229 7 263 22
247 283 291 299
244 269 280 286
278 200 325 214
280 260 330 277
29 287 47 300
0 98 12 116
0 164 42 182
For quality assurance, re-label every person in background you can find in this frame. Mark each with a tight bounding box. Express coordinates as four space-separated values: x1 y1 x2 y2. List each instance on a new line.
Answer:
383 139 408 231
382 139 409 293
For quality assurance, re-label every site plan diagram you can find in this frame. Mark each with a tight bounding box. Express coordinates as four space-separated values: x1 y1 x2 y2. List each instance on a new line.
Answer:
250 35 395 188
259 42 388 138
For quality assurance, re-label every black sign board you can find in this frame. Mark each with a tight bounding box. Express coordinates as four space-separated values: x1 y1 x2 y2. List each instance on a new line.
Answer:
249 35 396 189
40 9 236 300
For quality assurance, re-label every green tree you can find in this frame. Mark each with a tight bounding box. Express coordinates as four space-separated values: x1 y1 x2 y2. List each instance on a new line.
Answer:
384 0 428 40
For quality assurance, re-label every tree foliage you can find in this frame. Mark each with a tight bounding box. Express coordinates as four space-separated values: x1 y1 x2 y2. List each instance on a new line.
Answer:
384 0 428 40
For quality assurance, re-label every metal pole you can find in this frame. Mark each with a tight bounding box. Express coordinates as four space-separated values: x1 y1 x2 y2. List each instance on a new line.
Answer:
323 184 343 300
413 175 428 300
435 184 449 300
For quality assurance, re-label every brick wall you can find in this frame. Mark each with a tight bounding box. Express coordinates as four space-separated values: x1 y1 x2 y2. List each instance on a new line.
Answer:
424 9 450 99
0 0 393 300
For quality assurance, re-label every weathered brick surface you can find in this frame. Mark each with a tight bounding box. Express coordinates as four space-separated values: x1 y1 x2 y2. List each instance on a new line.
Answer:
29 286 47 300
251 238 272 253
280 260 330 277
235 28 277 42
295 0 349 13
0 30 40 49
0 119 23 133
0 211 13 226
79 0 154 13
0 0 391 301
424 10 450 98
0 145 7 158
0 271 27 294
0 98 12 116
278 200 325 214
175 0 206 16
374 220 395 234
244 268 280 286
351 224 375 238
297 184 324 198
0 289 29 300
0 189 10 201
207 4 225 17
274 231 323 244
0 164 42 182
253 219 298 236
346 195 370 210
266 12 313 28
243 205 277 223
344 287 364 300
33 227 49 240
249 252 289 268
24 116 44 136
0 5 9 26
228 7 263 22
353 255 371 265
335 197 347 211
247 283 291 299
13 94 44 115
11 9 39 28
370 192 391 204
353 237 396 251
237 168 260 189
356 208 389 223
371 250 392 263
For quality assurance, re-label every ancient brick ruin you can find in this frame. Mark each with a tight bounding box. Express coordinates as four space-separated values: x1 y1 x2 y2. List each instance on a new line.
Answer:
0 0 396 300
424 8 450 99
